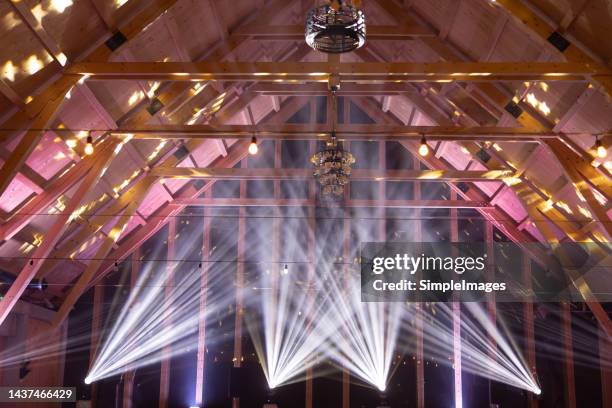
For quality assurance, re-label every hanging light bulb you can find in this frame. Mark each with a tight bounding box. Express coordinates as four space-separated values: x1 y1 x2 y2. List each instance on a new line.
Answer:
418 136 429 157
84 134 94 155
281 264 289 275
248 136 258 155
595 138 607 159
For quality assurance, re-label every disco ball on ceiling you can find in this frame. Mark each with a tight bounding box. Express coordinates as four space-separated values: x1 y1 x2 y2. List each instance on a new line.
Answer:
305 1 366 54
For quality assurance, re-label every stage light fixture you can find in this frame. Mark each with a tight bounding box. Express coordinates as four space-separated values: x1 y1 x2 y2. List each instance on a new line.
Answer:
249 136 259 155
418 136 429 157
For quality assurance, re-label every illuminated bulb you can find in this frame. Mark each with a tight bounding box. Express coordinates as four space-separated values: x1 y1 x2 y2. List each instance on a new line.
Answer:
595 139 607 158
84 135 94 155
84 377 92 385
377 383 386 392
248 136 258 155
418 136 429 157
281 264 289 275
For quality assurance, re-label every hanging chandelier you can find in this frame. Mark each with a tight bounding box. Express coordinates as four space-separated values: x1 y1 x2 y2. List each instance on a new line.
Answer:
305 0 366 54
311 133 355 198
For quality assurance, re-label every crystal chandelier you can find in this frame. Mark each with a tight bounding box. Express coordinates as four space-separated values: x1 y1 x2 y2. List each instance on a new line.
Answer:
311 133 355 197
310 90 355 199
305 0 366 54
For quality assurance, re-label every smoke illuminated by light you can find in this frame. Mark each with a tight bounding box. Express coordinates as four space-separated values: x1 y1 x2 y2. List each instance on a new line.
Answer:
83 176 545 397
85 244 236 384
400 302 542 395
323 272 401 392
246 205 402 391
247 265 340 389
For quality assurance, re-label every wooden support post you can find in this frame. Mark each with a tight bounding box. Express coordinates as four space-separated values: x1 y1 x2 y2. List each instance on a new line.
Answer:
159 218 176 408
485 222 497 350
600 327 612 408
305 140 316 408
522 256 539 408
195 191 211 406
232 158 247 408
450 190 462 408
414 157 425 408
342 206 350 408
123 247 140 408
89 283 104 408
340 126 351 408
452 302 462 408
561 303 576 408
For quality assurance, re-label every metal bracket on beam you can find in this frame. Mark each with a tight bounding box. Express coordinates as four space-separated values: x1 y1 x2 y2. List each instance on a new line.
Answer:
328 74 340 92
505 101 524 118
547 31 571 52
105 31 128 51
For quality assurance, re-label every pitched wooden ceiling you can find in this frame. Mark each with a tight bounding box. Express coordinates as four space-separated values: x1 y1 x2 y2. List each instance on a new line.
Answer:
0 0 610 330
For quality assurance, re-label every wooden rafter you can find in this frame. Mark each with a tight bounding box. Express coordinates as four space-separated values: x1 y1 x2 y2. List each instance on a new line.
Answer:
0 77 77 202
51 175 157 328
0 141 117 327
360 93 612 338
36 12 310 283
82 94 312 292
493 1 612 97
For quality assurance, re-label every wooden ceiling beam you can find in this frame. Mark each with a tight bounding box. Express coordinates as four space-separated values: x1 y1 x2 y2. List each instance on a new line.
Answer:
0 79 24 107
9 0 67 67
0 142 117 327
0 78 76 201
51 175 157 328
493 0 612 97
546 139 612 241
39 91 308 283
67 61 610 82
172 197 492 208
151 167 516 181
0 0 179 137
360 83 612 338
250 82 425 95
35 11 309 280
65 123 566 141
0 137 119 242
1 0 281 248
81 93 321 292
